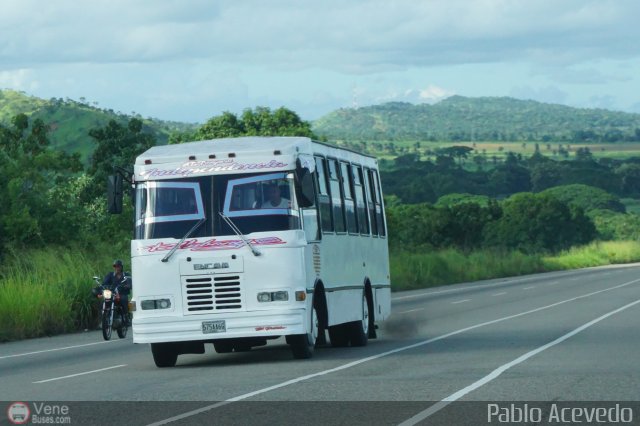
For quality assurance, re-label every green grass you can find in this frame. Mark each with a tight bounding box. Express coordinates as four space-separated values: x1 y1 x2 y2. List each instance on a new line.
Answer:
3 241 640 341
0 246 115 342
542 241 640 270
390 249 546 291
391 241 640 291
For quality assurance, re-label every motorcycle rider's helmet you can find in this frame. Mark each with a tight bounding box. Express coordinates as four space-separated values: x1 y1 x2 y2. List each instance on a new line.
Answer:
113 259 123 268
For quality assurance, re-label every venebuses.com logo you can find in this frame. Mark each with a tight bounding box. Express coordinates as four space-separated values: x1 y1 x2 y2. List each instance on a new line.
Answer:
7 402 30 424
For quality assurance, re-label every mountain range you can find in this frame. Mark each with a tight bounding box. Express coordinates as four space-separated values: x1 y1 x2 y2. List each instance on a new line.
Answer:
3 89 640 163
312 96 640 142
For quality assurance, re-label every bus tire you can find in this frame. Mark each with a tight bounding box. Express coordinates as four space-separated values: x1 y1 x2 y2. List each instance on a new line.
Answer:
349 293 370 347
290 305 319 359
328 324 349 347
213 341 234 353
151 343 178 368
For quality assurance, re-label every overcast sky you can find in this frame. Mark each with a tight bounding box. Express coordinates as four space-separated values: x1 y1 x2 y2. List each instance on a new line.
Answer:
1 0 639 123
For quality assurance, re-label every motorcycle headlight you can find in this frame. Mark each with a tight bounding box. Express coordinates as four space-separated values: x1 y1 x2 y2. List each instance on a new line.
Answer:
103 289 112 299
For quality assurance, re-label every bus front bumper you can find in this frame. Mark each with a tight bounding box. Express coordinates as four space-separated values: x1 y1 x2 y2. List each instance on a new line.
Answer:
132 309 307 344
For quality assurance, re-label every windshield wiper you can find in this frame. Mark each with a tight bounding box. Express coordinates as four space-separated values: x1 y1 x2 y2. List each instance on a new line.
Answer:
161 218 205 263
219 212 261 257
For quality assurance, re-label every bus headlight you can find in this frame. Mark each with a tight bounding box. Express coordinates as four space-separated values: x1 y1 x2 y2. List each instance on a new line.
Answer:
257 291 289 302
141 299 172 310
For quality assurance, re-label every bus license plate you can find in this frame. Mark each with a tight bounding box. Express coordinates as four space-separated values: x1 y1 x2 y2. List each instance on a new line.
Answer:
202 320 226 334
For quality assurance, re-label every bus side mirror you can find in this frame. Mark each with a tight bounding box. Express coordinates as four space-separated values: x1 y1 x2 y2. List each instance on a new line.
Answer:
107 175 123 214
295 160 315 208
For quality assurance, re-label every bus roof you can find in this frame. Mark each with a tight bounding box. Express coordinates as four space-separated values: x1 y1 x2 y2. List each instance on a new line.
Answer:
136 136 377 165
133 137 378 181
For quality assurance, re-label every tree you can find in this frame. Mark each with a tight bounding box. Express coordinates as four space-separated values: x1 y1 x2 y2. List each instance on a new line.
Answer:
540 184 625 214
189 107 316 141
483 193 595 253
86 118 156 201
0 114 83 248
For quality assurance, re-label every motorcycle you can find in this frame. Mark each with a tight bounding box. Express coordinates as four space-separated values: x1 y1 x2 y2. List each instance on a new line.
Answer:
92 276 130 341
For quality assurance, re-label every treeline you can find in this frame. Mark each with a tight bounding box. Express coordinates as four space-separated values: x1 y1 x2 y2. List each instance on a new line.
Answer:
312 96 640 142
381 149 640 204
383 151 640 254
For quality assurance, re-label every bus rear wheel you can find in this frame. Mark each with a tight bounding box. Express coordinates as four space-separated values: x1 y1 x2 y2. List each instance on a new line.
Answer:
348 293 370 347
328 324 349 347
151 343 178 368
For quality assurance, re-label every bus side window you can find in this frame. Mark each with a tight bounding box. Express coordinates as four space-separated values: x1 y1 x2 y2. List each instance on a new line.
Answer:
365 168 378 237
372 170 386 237
341 162 358 234
315 156 333 233
328 159 346 233
354 165 369 235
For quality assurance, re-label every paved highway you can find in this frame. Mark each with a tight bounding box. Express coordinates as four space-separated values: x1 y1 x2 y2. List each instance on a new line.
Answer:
2 264 640 425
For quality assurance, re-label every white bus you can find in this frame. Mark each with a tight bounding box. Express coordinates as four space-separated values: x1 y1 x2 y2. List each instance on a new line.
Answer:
109 136 390 367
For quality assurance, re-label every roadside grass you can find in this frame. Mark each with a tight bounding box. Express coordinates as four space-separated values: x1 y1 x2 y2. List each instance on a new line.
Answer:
391 241 640 291
3 241 640 341
542 241 640 270
0 246 114 342
390 249 546 291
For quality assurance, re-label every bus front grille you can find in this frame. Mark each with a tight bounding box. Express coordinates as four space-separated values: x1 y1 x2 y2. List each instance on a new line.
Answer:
181 275 243 314
214 276 242 310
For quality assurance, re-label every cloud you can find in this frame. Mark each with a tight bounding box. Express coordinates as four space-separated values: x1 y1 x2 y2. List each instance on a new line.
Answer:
509 85 569 105
587 95 617 110
2 0 639 72
0 69 39 91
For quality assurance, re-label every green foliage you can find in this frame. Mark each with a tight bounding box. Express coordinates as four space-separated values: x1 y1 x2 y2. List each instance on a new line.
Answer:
85 118 156 200
391 249 546 291
174 106 317 142
483 193 595 254
0 89 197 163
0 245 118 341
588 209 640 241
391 241 640 291
435 193 492 207
386 200 501 252
0 114 83 248
542 241 640 270
313 95 640 142
540 184 626 213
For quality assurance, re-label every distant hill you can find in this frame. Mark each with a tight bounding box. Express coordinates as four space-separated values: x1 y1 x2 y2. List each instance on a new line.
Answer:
312 96 640 143
0 89 198 162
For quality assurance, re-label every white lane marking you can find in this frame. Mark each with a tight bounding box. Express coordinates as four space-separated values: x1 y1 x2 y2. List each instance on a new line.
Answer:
33 364 127 384
523 286 535 290
398 298 640 426
0 340 119 360
391 264 640 302
492 292 507 296
451 299 471 304
548 281 560 286
392 276 552 301
146 277 640 426
398 308 425 314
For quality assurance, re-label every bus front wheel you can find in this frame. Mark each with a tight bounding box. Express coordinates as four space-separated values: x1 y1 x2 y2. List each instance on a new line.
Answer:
290 305 319 359
151 343 178 368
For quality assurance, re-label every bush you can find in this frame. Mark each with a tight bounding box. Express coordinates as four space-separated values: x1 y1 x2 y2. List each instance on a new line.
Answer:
483 192 595 254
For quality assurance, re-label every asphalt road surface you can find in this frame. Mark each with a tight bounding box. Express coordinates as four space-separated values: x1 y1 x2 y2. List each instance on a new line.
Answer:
2 264 640 425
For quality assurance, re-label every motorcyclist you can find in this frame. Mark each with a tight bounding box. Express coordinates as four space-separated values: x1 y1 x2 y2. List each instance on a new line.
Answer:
102 259 132 326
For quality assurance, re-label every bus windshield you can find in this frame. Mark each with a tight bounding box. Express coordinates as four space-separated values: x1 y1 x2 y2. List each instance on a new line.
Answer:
135 172 301 240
